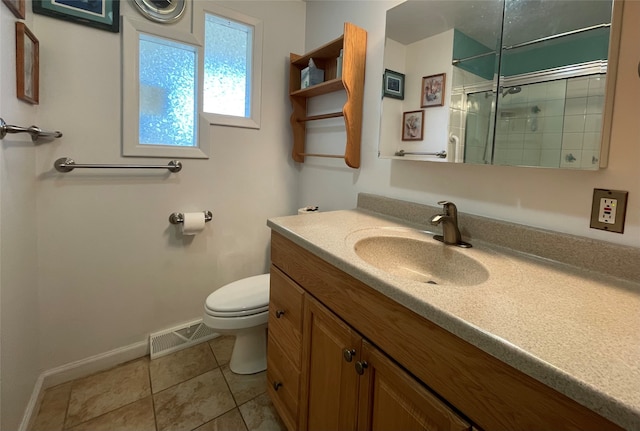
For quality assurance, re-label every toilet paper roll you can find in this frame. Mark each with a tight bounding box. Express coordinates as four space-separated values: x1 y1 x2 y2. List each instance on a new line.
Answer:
181 212 206 235
298 206 319 215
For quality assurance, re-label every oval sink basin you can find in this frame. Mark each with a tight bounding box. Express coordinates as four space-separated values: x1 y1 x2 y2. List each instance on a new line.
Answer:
353 235 489 286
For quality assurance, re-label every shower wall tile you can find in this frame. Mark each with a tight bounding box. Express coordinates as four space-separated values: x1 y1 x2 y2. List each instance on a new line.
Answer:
523 134 542 149
540 149 561 167
522 149 542 165
544 116 564 133
587 95 604 114
509 118 526 132
562 133 584 150
506 148 524 164
566 76 590 97
585 114 602 132
542 133 562 149
560 149 582 168
450 93 464 110
563 115 586 133
581 150 600 169
545 99 566 117
589 75 606 93
565 97 587 116
546 80 567 99
583 132 601 150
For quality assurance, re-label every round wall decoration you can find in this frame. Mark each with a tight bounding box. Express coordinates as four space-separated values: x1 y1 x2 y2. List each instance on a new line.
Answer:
132 0 186 24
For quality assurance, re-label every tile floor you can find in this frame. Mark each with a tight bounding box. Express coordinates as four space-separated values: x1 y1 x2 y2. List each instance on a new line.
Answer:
30 336 286 431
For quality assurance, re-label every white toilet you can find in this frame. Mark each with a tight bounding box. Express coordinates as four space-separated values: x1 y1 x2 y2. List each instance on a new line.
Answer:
203 273 270 374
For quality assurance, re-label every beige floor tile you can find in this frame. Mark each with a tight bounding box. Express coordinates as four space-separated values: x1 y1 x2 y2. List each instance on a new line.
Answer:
194 408 248 431
150 342 218 393
221 364 267 405
154 368 236 431
66 396 155 431
209 335 234 365
239 393 286 431
30 382 72 431
65 358 151 428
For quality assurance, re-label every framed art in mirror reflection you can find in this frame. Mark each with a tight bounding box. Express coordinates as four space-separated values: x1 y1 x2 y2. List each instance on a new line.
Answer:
383 69 405 100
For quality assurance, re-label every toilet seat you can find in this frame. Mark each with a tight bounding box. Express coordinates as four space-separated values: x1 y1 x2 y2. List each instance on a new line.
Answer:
204 273 269 318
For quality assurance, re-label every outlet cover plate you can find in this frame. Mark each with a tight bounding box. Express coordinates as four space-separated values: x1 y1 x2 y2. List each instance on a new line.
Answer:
590 188 628 233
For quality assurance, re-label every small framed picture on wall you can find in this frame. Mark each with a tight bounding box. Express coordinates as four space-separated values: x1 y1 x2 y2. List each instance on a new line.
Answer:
421 73 446 107
33 0 120 33
383 69 405 100
2 0 25 18
402 110 424 141
16 22 39 105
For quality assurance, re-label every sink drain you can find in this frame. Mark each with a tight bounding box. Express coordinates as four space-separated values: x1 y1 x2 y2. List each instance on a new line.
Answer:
426 280 438 285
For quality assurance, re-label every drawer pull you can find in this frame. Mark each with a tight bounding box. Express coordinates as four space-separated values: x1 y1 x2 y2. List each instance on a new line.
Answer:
273 381 283 391
275 310 285 318
343 348 356 362
355 360 368 375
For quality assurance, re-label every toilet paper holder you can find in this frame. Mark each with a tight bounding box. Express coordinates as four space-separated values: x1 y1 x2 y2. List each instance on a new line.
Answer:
169 211 213 225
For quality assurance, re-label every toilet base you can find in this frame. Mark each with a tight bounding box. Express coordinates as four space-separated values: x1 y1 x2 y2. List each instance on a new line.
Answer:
229 325 267 375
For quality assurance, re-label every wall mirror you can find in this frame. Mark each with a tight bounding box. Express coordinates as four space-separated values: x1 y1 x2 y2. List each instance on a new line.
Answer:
379 0 623 170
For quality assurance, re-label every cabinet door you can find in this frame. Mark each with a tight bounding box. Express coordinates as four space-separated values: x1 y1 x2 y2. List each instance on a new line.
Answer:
357 340 471 431
300 296 362 431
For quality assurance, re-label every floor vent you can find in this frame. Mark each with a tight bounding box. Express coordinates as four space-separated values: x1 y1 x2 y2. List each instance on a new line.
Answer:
149 319 218 359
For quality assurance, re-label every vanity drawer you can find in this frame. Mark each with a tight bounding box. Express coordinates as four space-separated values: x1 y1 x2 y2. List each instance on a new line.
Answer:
269 265 304 368
267 334 300 431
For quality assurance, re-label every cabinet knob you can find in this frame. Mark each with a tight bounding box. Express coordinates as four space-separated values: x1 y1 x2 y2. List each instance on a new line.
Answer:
273 381 283 391
275 310 285 318
355 360 368 375
343 348 356 362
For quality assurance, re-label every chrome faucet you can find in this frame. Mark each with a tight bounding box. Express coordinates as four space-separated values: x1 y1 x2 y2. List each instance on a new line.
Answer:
429 201 472 248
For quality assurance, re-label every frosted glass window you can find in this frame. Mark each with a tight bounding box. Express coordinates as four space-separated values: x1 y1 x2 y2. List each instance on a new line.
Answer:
139 34 197 147
204 13 253 117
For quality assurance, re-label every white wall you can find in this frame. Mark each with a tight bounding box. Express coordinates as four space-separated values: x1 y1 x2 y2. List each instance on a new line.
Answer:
0 5 41 430
301 0 639 248
34 0 305 371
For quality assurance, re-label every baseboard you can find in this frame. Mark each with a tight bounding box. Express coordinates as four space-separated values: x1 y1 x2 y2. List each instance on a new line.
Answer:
19 374 45 431
19 339 149 431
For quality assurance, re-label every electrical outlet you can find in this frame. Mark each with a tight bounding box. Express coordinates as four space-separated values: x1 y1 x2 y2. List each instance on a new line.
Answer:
590 189 628 233
598 198 617 224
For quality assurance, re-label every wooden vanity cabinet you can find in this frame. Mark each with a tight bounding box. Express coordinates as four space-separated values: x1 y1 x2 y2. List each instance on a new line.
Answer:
300 295 361 431
268 231 623 431
267 267 305 430
357 339 471 431
299 294 470 431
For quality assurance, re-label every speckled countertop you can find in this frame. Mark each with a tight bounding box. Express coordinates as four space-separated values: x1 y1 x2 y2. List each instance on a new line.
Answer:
267 208 640 430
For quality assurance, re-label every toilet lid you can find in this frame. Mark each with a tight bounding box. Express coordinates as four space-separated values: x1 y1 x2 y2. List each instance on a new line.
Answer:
205 273 270 317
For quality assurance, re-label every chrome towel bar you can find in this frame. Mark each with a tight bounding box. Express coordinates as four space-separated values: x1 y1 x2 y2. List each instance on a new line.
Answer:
1 117 63 142
395 150 447 158
169 211 213 224
54 158 182 173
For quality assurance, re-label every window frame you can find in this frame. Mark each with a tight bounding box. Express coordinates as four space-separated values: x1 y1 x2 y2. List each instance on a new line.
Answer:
122 17 210 158
193 2 263 130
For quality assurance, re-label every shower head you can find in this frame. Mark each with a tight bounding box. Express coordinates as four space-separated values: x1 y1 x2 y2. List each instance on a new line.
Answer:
502 86 522 97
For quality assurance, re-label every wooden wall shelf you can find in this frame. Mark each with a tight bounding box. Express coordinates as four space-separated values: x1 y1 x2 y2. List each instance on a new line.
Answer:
289 23 367 169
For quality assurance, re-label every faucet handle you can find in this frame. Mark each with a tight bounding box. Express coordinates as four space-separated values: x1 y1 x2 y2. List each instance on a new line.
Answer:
437 201 457 216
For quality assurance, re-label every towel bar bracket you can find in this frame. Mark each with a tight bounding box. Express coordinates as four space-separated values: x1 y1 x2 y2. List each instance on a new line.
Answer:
1 117 63 142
